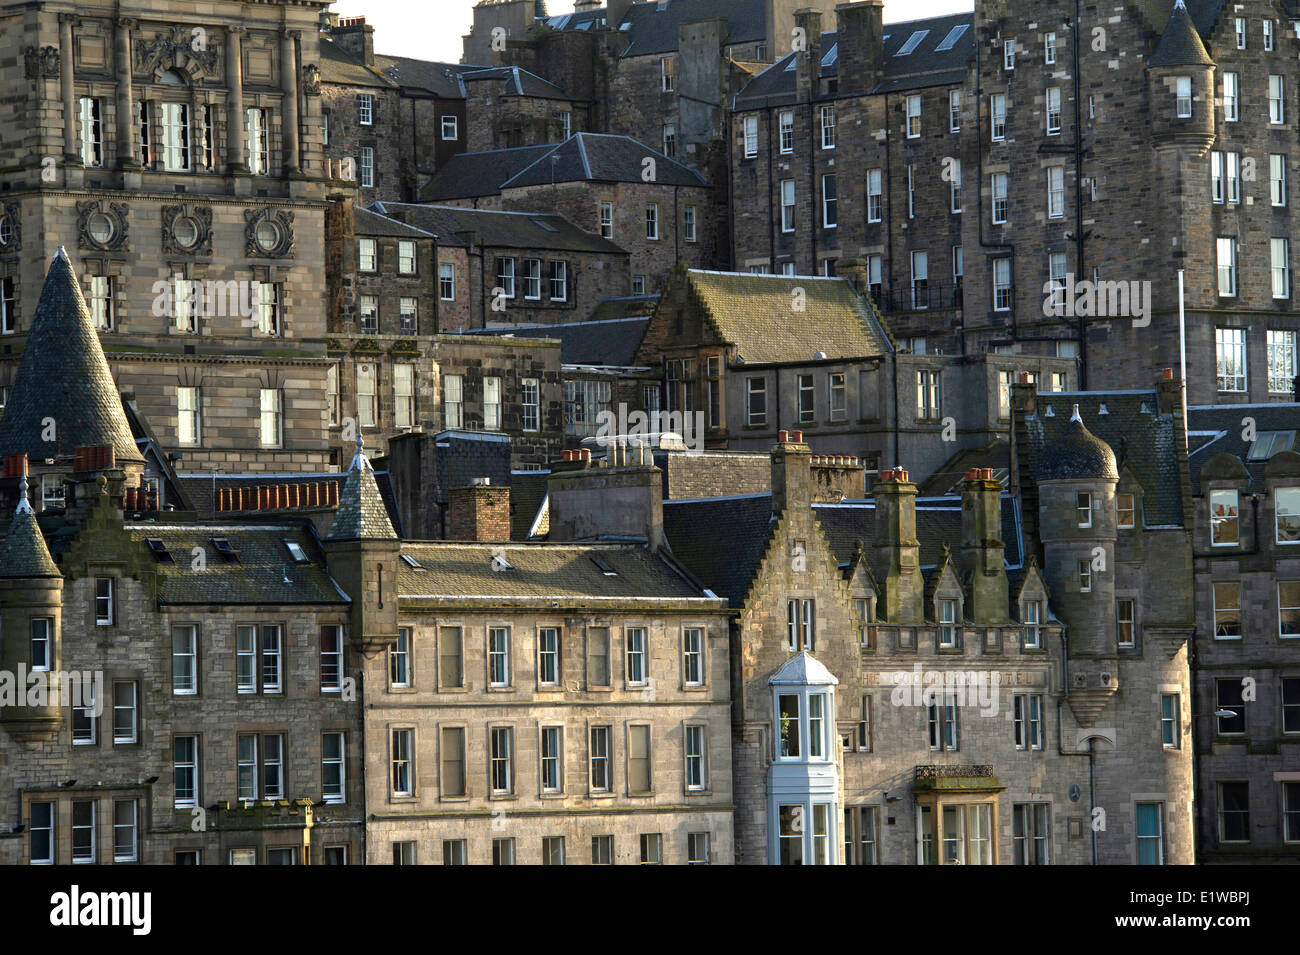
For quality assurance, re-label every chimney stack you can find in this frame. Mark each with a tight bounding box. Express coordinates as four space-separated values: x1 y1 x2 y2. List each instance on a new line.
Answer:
771 430 812 516
835 2 884 95
870 467 923 623
333 16 376 66
794 9 824 102
959 468 1009 623
548 449 664 550
447 479 512 541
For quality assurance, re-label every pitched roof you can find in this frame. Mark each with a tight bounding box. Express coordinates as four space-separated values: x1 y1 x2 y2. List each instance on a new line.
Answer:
354 207 435 239
0 248 141 464
417 145 556 200
611 0 766 57
418 134 705 200
1149 0 1216 67
461 65 575 100
733 13 976 107
373 55 484 98
0 477 59 578
1186 403 1300 492
482 315 651 366
662 492 1025 609
1138 0 1231 41
1021 392 1186 526
128 523 347 605
918 440 1010 496
502 134 706 188
371 202 627 255
677 269 891 364
395 541 715 603
318 39 399 89
326 440 397 541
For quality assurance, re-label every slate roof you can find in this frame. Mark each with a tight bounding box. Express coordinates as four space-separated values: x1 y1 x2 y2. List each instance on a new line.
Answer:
327 443 397 541
661 492 1024 608
370 202 627 255
0 248 141 464
1139 0 1231 40
319 39 398 89
1021 392 1186 527
918 440 1011 496
677 269 891 365
373 55 485 98
419 134 705 199
416 145 555 200
128 524 347 605
171 472 402 535
482 316 651 366
1035 407 1120 482
1149 0 1216 67
544 0 767 56
354 207 435 240
0 480 59 578
501 134 706 189
1186 403 1300 493
733 12 976 107
461 66 575 100
395 541 713 603
509 471 551 540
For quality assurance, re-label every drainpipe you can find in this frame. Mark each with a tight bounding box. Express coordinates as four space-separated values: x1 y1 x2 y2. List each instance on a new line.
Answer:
1088 737 1098 864
1071 0 1089 387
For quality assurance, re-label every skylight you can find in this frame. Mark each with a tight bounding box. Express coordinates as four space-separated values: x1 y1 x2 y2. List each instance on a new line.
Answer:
1247 430 1296 461
896 30 930 56
821 44 838 67
401 553 423 569
590 555 619 577
146 539 175 564
532 218 559 232
211 538 240 563
491 551 515 572
936 24 969 51
283 539 309 563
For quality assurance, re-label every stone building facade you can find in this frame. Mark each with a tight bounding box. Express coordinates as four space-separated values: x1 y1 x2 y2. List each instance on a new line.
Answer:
729 0 1300 405
1185 403 1300 862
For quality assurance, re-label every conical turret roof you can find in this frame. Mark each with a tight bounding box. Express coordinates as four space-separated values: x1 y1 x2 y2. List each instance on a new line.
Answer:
326 435 397 541
1036 405 1119 482
0 475 60 578
0 248 141 463
1149 0 1215 68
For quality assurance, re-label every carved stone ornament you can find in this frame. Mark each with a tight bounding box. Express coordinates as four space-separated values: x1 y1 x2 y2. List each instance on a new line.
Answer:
24 46 60 79
136 24 220 78
76 200 130 252
302 63 321 96
161 204 214 256
0 202 21 253
244 208 295 259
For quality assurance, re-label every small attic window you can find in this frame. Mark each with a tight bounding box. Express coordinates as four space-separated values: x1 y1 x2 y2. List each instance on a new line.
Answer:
146 539 174 563
283 539 309 563
936 24 969 51
896 30 930 56
591 555 618 577
211 538 240 563
531 218 558 232
1247 430 1296 461
401 553 423 569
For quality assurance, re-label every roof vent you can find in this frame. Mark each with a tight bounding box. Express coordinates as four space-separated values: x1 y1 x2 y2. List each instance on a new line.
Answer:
1099 403 1109 415
1044 405 1055 417
813 351 828 361
1139 402 1152 415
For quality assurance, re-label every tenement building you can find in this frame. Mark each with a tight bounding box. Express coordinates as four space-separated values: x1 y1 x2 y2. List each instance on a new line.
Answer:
0 252 364 865
1185 403 1300 862
729 0 1300 405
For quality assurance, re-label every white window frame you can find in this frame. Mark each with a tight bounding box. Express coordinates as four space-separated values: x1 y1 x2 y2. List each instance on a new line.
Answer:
906 95 922 138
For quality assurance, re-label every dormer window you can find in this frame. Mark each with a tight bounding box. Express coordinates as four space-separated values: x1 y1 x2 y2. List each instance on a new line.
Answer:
938 599 959 648
1210 489 1240 546
1076 492 1092 528
1022 599 1042 648
1117 492 1136 528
